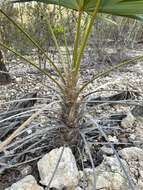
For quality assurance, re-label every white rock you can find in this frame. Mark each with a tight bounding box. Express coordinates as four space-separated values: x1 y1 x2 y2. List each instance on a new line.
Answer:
5 175 43 190
80 156 132 190
20 165 32 177
137 179 143 190
108 135 119 143
38 147 79 189
119 147 143 161
129 134 136 141
101 145 114 155
34 84 41 90
10 59 17 64
15 77 22 83
75 186 83 190
121 112 135 128
119 147 143 189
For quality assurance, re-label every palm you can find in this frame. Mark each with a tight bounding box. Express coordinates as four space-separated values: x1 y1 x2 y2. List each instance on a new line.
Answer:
13 0 143 20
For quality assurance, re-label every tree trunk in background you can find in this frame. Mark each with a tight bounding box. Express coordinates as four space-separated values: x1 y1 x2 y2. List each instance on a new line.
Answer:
0 50 12 85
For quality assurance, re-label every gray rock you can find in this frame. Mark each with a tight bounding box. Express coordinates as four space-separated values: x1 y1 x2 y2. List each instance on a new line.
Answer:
19 165 32 177
5 175 43 190
131 105 143 122
121 112 135 128
119 147 143 162
129 134 136 142
79 156 132 190
138 179 143 190
108 135 119 143
15 77 22 83
101 145 114 155
119 147 143 189
38 147 79 189
75 186 83 190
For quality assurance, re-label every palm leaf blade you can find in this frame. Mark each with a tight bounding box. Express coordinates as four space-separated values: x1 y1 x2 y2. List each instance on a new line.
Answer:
12 0 143 21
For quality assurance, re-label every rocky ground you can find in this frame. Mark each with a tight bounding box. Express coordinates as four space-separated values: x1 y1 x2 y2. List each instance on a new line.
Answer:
0 48 143 190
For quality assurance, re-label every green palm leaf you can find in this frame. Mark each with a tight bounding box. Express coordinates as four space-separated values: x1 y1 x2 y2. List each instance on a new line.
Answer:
13 0 143 21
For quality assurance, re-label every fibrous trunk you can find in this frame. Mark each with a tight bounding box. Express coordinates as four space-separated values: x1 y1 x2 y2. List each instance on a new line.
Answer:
0 50 12 85
60 72 81 146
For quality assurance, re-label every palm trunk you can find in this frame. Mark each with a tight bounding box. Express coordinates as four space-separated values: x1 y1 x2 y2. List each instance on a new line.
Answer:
60 72 81 146
0 50 12 85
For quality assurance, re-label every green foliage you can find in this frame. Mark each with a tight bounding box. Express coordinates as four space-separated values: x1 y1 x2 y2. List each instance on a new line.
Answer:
53 25 64 36
13 0 143 21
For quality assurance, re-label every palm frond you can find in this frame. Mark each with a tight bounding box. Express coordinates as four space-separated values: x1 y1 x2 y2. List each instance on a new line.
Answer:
12 0 143 21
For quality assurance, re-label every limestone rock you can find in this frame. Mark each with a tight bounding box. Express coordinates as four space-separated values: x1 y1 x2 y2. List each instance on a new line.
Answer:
101 145 114 155
121 112 135 128
75 186 83 190
5 175 43 190
19 165 32 177
38 147 79 189
131 105 143 122
15 77 22 83
79 156 132 190
108 135 119 143
119 147 143 189
119 147 143 161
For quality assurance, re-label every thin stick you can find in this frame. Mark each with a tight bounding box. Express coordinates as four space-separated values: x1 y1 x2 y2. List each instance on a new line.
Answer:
0 105 47 152
46 146 65 189
80 132 96 190
0 106 43 124
83 89 143 99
